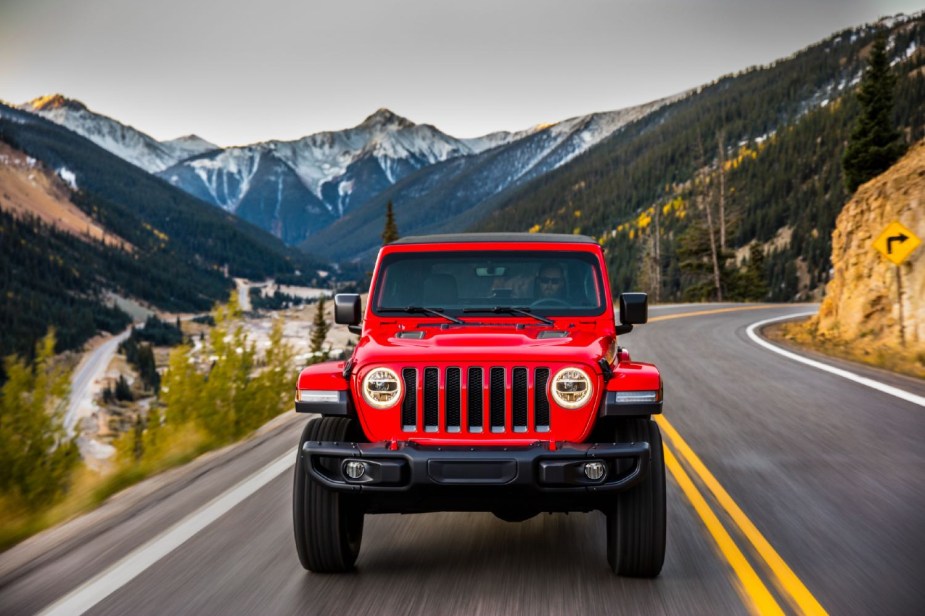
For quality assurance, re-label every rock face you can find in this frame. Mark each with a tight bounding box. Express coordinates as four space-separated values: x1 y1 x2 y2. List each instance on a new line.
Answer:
814 139 924 351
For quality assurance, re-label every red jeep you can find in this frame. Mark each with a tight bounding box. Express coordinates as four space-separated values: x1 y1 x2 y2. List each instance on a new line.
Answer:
293 233 664 576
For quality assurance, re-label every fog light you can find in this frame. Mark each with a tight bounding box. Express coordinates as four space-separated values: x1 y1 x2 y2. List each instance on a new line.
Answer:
344 460 367 480
583 461 606 481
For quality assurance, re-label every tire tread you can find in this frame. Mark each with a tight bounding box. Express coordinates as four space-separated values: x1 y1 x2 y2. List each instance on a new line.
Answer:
293 417 364 572
606 418 666 577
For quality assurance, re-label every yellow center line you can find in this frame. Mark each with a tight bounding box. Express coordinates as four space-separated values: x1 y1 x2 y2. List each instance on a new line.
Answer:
662 444 785 616
649 304 782 323
657 415 829 616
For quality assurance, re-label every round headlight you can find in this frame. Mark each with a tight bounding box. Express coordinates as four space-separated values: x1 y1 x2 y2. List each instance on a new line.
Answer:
361 368 402 409
550 367 593 409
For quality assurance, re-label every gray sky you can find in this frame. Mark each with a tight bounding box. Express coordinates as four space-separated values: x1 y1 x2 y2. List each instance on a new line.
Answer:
1 0 921 146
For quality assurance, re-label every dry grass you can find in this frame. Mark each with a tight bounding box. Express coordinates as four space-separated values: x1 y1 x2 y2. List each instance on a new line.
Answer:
765 318 925 380
0 423 212 552
0 142 133 251
0 467 106 551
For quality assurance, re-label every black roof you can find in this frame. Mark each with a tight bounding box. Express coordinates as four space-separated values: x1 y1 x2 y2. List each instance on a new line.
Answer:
390 233 598 245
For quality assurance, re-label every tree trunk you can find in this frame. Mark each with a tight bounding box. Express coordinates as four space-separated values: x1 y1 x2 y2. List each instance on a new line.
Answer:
717 132 727 252
697 133 723 301
654 204 661 303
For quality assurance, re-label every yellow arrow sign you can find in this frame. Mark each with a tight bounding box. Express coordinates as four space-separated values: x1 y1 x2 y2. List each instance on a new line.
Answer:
873 221 921 266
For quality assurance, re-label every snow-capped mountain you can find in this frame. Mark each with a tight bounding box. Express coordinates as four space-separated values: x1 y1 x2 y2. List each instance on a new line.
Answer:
300 95 684 261
161 134 220 161
20 95 216 173
160 108 511 221
160 145 334 244
19 94 676 248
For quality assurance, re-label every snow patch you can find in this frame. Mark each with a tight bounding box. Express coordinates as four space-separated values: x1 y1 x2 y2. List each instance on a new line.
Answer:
57 167 78 190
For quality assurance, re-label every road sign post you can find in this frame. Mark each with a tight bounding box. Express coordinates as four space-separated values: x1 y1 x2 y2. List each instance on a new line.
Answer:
873 221 921 346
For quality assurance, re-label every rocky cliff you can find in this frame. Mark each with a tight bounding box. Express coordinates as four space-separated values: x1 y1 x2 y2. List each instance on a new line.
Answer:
813 139 924 357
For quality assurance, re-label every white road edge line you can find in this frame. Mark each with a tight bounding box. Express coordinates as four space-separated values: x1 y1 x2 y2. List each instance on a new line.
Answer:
39 447 298 616
746 312 925 408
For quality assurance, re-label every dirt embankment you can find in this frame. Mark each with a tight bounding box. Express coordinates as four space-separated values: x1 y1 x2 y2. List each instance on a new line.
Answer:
0 141 132 251
786 139 925 378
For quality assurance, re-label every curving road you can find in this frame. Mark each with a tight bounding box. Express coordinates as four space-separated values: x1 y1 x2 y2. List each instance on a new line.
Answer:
2 304 923 615
64 328 132 436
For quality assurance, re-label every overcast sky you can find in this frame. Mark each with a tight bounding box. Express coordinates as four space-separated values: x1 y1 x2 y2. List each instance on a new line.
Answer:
1 0 921 146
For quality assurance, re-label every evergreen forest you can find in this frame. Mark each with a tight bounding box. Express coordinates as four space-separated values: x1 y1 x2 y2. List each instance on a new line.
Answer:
0 104 329 369
475 17 925 301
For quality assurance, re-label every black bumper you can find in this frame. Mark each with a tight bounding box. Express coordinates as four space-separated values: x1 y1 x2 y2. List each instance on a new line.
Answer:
301 440 651 494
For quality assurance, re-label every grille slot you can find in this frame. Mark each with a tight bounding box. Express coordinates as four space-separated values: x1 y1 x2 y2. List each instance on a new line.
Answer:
534 368 550 431
446 368 461 432
490 367 505 432
513 368 528 432
399 366 551 435
424 368 439 432
468 368 483 432
402 368 417 431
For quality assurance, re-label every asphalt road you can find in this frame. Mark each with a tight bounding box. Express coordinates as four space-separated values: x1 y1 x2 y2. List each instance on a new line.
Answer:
2 303 923 615
64 327 132 436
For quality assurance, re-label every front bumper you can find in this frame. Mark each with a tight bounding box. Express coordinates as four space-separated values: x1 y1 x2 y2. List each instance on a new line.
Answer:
301 439 651 494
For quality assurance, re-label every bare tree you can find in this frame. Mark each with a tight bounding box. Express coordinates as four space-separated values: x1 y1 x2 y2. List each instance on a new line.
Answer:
717 131 727 252
653 203 662 303
696 133 723 301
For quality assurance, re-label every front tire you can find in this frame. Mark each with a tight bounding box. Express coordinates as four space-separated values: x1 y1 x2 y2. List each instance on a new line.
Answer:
293 417 365 572
606 418 666 577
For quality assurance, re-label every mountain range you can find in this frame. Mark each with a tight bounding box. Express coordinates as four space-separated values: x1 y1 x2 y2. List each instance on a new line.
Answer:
0 101 328 362
4 10 923 364
22 94 219 172
21 93 681 250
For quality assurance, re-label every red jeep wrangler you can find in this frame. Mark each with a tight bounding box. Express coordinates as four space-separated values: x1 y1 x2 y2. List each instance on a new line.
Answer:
293 233 664 577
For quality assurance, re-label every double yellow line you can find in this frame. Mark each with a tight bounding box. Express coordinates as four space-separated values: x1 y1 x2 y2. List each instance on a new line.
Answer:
648 306 827 615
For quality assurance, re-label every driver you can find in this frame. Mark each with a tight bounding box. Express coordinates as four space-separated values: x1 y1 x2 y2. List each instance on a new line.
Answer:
535 264 566 300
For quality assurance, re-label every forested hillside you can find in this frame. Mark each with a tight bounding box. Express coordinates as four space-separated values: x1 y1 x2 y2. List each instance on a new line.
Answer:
475 16 925 301
0 104 328 365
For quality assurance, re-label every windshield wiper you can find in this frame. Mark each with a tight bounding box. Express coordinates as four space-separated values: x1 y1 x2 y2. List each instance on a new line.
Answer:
379 306 464 325
463 306 554 326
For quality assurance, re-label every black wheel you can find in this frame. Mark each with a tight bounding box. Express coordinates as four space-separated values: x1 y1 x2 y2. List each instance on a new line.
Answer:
293 417 365 572
606 418 666 577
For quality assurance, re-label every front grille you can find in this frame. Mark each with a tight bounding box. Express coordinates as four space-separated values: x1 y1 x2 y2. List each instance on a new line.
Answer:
401 366 551 434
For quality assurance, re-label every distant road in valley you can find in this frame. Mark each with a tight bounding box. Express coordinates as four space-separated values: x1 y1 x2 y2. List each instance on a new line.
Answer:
63 328 132 436
4 304 924 615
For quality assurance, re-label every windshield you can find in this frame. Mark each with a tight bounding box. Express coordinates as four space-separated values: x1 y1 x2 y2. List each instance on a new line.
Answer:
373 250 605 317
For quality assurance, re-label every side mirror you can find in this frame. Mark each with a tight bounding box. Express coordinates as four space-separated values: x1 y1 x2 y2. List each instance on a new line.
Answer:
619 292 648 324
616 292 647 335
334 294 361 326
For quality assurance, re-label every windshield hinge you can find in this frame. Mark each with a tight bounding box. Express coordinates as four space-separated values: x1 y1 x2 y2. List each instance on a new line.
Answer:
598 358 614 382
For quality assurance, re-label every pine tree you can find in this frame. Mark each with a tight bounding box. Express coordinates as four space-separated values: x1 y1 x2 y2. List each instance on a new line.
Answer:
160 342 200 425
728 244 770 301
250 318 295 426
137 344 160 393
382 201 399 245
843 31 906 192
115 375 134 401
0 330 78 509
310 296 331 362
142 407 162 460
132 415 145 461
200 292 255 441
